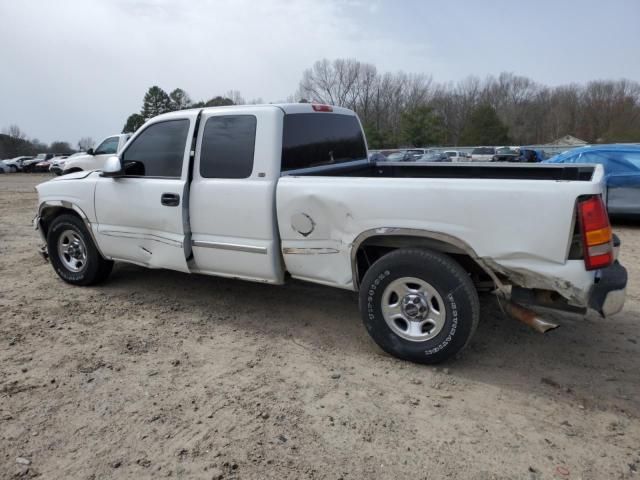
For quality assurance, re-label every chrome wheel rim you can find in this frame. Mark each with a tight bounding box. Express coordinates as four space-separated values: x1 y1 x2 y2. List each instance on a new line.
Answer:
57 229 88 272
381 277 446 342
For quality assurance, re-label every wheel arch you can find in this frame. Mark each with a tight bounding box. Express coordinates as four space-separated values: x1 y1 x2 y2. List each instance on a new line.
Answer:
351 228 500 290
38 201 107 258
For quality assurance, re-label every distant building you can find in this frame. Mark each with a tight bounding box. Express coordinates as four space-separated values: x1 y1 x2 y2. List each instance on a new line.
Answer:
550 135 588 146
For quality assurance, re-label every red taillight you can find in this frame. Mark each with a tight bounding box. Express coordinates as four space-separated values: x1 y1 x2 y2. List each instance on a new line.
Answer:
311 103 333 112
578 195 613 270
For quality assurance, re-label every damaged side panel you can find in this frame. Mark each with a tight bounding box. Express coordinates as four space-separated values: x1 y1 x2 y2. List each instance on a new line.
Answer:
275 174 602 306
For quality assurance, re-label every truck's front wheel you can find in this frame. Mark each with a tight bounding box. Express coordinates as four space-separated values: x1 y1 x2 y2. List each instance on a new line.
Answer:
47 214 113 286
359 248 479 364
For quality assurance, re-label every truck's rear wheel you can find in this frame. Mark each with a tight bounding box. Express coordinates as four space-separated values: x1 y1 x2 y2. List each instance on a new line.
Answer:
359 248 479 364
47 214 113 285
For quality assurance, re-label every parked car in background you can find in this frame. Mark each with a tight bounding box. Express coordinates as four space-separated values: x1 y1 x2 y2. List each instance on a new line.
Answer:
443 150 468 162
384 149 426 162
368 152 387 163
417 151 449 162
2 156 34 172
62 134 131 174
470 147 497 162
22 153 54 172
544 145 640 217
46 155 72 175
50 153 84 175
492 147 519 162
0 162 9 173
518 148 546 162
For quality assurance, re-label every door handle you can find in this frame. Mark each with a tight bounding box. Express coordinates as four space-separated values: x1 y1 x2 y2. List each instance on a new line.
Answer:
161 193 180 207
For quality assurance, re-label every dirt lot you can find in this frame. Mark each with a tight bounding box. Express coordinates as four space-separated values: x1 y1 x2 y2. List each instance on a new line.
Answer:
1 173 639 480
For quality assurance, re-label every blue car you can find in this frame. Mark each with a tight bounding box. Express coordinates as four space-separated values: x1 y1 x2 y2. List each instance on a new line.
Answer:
544 144 640 217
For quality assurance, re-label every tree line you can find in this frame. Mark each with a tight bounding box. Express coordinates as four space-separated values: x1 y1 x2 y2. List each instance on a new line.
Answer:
121 87 247 133
3 58 639 159
0 124 96 159
297 59 640 148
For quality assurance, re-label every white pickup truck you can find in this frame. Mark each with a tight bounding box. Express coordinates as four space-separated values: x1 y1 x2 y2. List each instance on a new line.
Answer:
61 134 131 174
34 103 627 364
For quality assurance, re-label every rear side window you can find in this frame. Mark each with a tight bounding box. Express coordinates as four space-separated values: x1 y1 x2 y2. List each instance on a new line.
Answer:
282 113 367 171
200 115 256 179
121 119 189 177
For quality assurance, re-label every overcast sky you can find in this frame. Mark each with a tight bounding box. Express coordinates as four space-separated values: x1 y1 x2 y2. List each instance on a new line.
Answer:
1 0 639 145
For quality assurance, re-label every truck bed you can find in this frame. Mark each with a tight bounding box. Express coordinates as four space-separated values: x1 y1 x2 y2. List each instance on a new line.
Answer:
277 161 606 300
286 160 596 181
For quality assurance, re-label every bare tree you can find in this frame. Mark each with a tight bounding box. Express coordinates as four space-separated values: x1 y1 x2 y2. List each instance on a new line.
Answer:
77 137 95 151
3 124 27 140
294 58 640 147
226 90 245 105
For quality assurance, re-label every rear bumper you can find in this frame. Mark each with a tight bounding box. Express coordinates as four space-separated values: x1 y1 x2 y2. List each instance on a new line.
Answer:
589 261 627 316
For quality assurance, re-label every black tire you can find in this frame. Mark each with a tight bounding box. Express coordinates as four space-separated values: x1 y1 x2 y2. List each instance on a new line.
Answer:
47 214 113 286
10 166 18 173
359 248 480 364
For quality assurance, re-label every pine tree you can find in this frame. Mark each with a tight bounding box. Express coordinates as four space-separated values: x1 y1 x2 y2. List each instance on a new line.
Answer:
460 104 509 145
400 106 445 147
141 86 172 119
122 113 145 133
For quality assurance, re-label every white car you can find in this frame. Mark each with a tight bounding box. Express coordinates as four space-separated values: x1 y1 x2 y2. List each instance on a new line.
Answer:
33 103 627 364
22 153 54 172
62 134 131 174
443 150 469 162
470 147 497 162
2 156 34 172
50 152 85 175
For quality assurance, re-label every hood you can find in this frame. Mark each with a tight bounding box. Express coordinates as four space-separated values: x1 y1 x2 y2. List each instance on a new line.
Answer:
64 153 94 166
50 170 96 181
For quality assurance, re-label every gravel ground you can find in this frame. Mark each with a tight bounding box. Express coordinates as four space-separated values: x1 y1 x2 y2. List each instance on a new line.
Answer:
1 173 639 480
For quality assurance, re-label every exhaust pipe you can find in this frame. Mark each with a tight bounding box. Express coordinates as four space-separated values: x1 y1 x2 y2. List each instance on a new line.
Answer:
504 300 559 333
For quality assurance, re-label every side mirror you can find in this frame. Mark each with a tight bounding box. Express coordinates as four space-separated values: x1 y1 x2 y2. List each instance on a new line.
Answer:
86 148 94 155
101 156 122 177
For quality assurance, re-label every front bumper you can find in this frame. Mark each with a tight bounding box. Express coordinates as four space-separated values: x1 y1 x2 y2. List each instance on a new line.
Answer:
589 261 627 316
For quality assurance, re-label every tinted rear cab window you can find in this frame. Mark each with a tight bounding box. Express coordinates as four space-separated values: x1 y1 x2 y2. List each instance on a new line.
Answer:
282 113 366 171
200 115 257 179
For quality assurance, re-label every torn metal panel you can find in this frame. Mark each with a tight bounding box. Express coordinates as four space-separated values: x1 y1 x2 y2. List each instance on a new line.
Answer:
483 257 594 306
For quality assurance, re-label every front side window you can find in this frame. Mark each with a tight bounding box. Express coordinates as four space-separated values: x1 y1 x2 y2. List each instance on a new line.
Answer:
200 115 256 179
94 136 120 155
282 113 367 171
120 120 189 177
